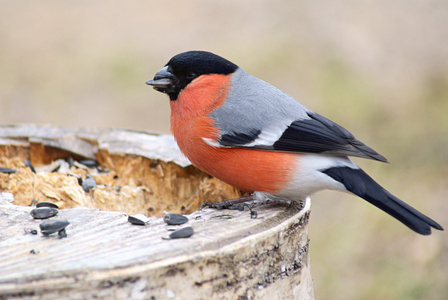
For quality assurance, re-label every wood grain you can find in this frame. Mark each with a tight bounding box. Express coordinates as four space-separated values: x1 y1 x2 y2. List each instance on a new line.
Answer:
0 195 313 299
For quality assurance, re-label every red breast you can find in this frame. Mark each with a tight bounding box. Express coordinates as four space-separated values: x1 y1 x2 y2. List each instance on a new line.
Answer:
170 74 298 193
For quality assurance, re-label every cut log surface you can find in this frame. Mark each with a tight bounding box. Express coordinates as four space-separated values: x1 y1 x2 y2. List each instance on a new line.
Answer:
0 124 190 166
0 125 314 299
0 196 312 299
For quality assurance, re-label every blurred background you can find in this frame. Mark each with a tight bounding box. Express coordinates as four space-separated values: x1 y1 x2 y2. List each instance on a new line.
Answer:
1 1 447 299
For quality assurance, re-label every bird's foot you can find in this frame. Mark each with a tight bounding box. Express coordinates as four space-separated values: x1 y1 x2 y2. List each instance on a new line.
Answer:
288 200 305 211
254 195 304 211
200 195 257 219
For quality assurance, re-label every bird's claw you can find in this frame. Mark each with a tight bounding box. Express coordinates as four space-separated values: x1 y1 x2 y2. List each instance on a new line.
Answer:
200 201 228 210
200 201 258 219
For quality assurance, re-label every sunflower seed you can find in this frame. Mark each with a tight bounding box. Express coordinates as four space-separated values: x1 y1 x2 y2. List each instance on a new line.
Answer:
168 226 194 239
128 214 150 226
164 213 189 225
31 207 58 219
36 202 59 209
40 219 70 235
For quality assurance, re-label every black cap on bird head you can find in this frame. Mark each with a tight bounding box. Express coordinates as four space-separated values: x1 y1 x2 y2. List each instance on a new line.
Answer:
146 51 238 100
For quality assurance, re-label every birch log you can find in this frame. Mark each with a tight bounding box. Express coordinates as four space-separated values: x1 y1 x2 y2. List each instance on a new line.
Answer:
0 125 314 299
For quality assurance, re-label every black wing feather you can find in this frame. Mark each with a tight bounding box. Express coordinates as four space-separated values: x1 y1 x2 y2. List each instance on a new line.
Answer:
220 129 261 146
272 113 388 162
217 112 388 163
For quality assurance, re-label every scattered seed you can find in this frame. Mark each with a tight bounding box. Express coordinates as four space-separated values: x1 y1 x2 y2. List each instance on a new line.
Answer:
164 213 189 225
79 160 98 168
24 228 38 235
36 201 59 209
58 228 68 238
40 219 69 235
82 175 96 192
128 214 150 226
66 156 74 168
31 207 58 219
0 167 17 174
24 160 36 173
168 226 194 239
73 161 88 170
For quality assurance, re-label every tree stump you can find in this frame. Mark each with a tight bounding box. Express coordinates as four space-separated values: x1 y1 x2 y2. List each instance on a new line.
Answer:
0 125 314 299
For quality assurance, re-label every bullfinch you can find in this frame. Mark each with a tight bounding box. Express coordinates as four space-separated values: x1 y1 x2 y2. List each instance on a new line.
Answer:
146 50 443 235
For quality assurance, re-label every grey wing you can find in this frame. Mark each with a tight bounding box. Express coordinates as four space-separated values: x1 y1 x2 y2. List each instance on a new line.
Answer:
209 68 388 163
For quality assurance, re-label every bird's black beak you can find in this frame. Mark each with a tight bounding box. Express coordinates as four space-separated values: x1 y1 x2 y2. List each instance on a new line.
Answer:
146 66 175 93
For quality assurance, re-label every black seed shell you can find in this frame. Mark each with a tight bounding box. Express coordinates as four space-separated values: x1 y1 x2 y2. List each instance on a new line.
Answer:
40 219 70 235
82 175 97 192
58 229 68 238
128 215 149 226
164 213 189 225
0 167 17 174
24 228 38 235
24 160 36 173
79 160 99 168
36 202 59 209
169 226 194 239
31 207 58 219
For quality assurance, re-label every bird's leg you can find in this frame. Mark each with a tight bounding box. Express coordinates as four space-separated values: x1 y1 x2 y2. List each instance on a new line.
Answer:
288 199 305 211
200 195 254 209
200 195 258 218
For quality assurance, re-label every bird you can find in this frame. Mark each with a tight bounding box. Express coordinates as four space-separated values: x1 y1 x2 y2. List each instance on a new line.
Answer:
146 50 443 235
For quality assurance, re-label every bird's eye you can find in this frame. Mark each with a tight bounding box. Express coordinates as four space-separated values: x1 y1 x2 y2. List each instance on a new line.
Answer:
186 72 196 79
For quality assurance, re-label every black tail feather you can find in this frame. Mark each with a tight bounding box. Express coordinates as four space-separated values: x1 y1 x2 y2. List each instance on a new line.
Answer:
322 167 443 235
